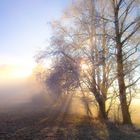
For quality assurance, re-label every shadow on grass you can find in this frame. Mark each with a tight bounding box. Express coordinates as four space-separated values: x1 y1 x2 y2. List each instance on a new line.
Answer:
75 116 102 140
106 122 140 140
74 118 140 140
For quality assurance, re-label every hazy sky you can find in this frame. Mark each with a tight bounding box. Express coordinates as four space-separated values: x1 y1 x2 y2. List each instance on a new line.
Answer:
0 0 70 78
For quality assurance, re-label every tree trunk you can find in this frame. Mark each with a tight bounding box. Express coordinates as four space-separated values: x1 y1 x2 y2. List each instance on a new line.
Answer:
91 85 108 120
113 3 132 125
116 43 132 125
98 99 107 120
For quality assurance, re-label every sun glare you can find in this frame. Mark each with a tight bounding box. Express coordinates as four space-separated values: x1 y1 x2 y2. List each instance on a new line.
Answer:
11 67 32 78
0 64 33 82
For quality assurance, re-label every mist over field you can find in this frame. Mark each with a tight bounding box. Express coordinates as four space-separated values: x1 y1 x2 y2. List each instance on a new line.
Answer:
0 78 40 107
0 73 140 140
0 75 139 125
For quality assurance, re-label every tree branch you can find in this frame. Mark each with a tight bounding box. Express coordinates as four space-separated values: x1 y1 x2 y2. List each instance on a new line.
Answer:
125 77 140 89
122 23 140 44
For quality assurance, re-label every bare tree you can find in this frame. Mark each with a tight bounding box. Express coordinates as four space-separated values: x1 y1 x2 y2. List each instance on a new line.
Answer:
42 0 116 120
108 0 140 124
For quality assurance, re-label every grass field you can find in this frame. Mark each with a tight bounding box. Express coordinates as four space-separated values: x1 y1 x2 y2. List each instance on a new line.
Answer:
0 99 140 140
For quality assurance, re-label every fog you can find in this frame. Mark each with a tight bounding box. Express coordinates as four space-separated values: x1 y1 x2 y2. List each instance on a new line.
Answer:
0 76 140 124
0 77 44 110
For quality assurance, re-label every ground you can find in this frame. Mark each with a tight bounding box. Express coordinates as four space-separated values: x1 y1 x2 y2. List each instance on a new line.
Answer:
0 100 140 140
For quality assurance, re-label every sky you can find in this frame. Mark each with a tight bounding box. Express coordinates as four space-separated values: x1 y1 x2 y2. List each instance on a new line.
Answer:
0 0 70 79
